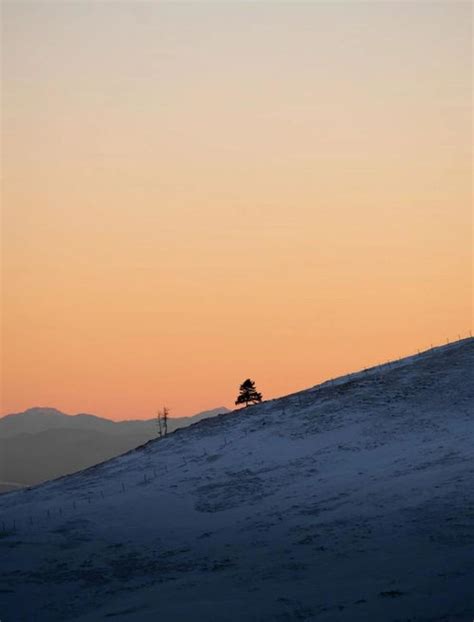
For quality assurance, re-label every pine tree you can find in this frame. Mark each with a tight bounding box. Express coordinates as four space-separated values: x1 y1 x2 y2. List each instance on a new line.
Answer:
235 379 262 408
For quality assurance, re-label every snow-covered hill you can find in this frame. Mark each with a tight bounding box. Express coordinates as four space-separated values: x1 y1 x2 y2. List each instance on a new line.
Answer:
0 339 473 621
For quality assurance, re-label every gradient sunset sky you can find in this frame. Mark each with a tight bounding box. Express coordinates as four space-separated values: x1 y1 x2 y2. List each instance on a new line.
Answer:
2 1 472 420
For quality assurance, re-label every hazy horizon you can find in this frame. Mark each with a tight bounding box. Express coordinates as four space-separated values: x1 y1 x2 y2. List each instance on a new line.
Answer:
2 1 472 420
0 403 230 422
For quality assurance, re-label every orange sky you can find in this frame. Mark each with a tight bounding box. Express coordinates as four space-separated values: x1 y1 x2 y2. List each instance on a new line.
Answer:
1 2 472 420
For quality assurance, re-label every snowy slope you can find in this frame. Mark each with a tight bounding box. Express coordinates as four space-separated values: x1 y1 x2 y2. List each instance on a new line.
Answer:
0 339 473 622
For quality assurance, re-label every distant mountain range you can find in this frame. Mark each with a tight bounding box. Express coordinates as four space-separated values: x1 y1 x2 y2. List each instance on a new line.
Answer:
0 406 230 489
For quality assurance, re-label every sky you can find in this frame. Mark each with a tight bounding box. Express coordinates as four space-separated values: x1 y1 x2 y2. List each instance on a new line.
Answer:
1 1 472 420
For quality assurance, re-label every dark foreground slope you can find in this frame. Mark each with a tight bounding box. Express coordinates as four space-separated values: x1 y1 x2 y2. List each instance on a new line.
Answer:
0 339 473 621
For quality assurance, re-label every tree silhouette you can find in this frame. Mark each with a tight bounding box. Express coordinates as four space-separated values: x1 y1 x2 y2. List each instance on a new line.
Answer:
162 406 169 436
156 406 170 437
235 379 262 407
156 409 163 438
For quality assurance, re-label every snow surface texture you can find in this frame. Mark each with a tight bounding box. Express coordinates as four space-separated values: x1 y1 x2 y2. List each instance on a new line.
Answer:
0 339 473 621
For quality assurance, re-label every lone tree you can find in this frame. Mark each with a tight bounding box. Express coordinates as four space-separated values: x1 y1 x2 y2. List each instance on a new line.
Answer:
235 379 262 408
